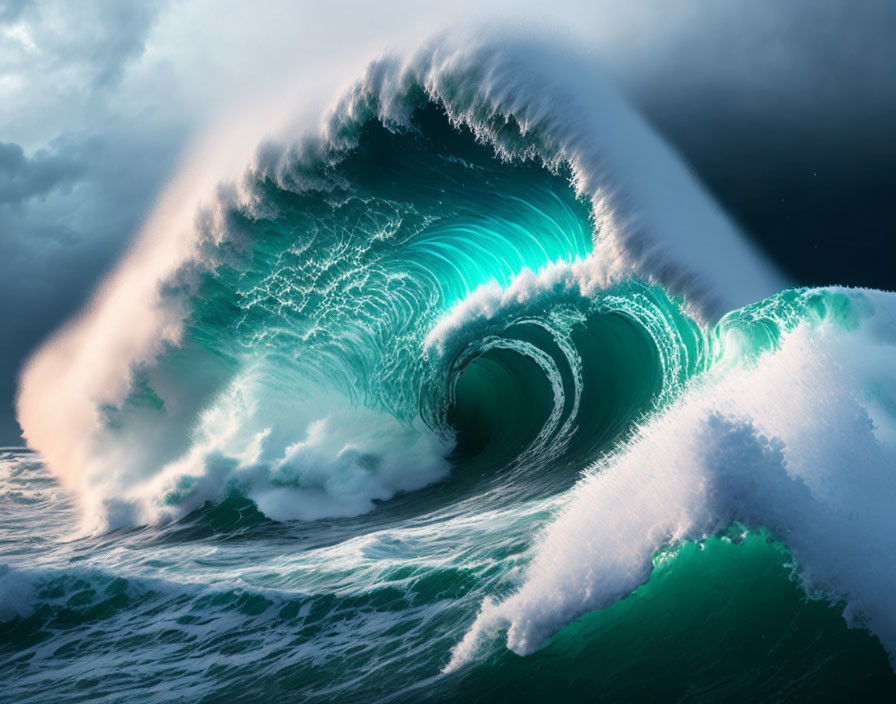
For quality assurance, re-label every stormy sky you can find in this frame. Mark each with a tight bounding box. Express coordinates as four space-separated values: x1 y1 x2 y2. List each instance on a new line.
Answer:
1 0 894 444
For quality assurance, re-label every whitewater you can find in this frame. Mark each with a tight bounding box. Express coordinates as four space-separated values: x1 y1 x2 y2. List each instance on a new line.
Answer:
3 35 895 702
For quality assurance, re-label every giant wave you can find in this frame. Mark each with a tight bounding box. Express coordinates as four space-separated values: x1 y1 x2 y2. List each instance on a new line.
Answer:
13 33 896 683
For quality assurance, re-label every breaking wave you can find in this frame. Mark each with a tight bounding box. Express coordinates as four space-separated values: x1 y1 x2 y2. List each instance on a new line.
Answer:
12 34 896 690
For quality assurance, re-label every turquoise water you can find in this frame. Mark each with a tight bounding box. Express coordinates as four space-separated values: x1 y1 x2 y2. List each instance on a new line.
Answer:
3 98 895 702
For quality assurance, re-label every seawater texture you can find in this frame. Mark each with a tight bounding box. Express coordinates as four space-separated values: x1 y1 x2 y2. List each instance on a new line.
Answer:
5 39 896 702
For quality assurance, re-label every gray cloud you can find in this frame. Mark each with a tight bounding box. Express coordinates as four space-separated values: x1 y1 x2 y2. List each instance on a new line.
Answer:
1 0 165 91
0 0 31 23
0 122 185 443
589 1 895 141
0 141 85 206
597 1 896 294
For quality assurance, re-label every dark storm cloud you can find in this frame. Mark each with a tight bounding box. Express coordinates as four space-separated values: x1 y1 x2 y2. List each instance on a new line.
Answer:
0 141 85 206
604 0 896 172
605 0 896 292
620 1 896 126
0 124 185 443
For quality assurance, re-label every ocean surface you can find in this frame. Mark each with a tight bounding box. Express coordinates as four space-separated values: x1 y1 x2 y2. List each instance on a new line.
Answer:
3 38 896 702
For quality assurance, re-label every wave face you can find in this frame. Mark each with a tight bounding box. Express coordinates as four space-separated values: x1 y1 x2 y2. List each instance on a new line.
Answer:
7 37 896 702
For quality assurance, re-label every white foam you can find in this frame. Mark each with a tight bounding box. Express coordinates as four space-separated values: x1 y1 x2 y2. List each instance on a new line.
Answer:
424 257 616 353
89 371 453 529
447 287 896 671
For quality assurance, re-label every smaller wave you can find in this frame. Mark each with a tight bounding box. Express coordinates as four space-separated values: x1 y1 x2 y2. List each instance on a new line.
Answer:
447 287 896 671
0 565 34 623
